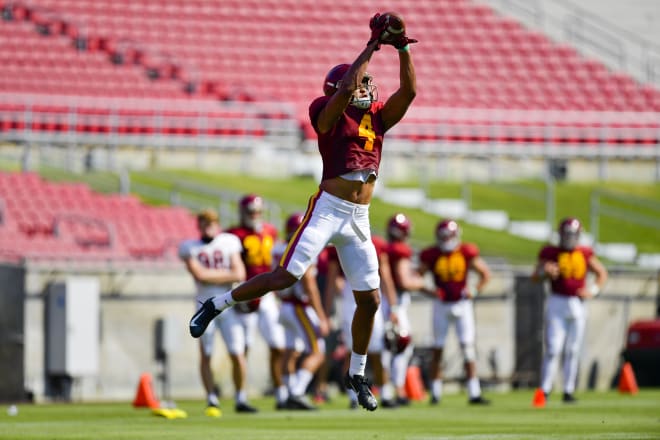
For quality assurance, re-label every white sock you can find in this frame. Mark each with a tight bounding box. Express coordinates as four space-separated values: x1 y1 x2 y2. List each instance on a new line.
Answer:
292 369 314 397
348 388 358 403
381 382 395 401
207 392 219 406
348 352 367 377
467 377 481 399
212 291 236 311
235 389 247 404
275 385 288 403
432 379 443 400
284 374 295 392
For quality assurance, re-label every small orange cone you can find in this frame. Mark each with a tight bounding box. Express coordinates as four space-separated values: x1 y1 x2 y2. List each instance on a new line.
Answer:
532 388 546 408
618 362 639 395
133 373 160 409
404 365 426 401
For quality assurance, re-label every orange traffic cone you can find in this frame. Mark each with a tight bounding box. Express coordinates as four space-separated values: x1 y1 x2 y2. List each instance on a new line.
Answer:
404 365 426 401
618 362 639 395
133 373 160 409
532 388 546 408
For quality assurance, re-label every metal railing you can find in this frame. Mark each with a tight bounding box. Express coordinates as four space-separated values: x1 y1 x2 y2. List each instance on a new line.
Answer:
590 189 660 244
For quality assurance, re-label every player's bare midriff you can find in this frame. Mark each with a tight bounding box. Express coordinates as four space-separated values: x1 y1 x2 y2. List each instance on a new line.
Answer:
320 176 376 205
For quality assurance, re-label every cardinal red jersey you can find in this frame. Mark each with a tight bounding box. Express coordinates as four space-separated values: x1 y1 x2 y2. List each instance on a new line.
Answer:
227 223 278 312
317 246 330 278
327 236 387 277
387 241 414 293
420 243 480 302
538 245 594 296
309 96 386 181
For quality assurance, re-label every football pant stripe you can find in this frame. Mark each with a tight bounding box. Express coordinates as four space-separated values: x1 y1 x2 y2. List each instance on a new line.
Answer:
294 304 319 354
279 190 321 269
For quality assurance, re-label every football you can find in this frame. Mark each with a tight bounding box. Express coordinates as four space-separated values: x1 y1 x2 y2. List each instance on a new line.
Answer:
379 11 406 42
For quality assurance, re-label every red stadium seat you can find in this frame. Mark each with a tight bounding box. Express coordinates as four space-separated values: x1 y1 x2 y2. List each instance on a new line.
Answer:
0 0 657 145
0 171 197 262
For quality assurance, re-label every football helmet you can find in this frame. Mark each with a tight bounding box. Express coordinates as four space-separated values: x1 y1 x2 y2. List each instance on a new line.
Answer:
323 63 377 109
285 212 304 241
384 321 412 354
436 219 461 252
239 194 264 231
387 213 411 241
558 217 582 250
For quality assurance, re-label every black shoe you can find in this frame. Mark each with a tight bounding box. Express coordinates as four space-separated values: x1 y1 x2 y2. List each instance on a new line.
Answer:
349 400 358 410
235 402 258 413
344 373 378 411
190 299 221 338
429 396 440 405
381 398 398 409
286 395 317 410
275 400 290 410
396 396 411 406
562 393 577 403
469 396 491 405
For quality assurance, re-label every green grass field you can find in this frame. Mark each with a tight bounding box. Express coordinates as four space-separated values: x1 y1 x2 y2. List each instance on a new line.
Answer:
1 391 658 440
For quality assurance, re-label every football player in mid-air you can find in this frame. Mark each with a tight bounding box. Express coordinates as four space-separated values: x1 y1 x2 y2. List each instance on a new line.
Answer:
190 11 417 412
419 219 492 406
532 217 608 403
179 209 246 417
227 194 288 410
323 235 399 409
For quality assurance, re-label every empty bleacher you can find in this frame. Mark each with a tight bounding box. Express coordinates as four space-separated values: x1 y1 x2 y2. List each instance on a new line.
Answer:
0 0 658 149
0 171 197 262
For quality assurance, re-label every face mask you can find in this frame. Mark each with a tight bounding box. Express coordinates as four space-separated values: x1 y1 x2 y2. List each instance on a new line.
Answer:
438 237 459 252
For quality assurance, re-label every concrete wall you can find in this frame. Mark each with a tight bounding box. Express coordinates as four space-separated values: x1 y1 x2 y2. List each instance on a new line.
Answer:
16 262 658 403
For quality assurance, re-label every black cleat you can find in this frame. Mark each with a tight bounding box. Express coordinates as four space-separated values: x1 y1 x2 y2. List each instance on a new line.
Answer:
344 373 378 411
275 400 290 410
381 398 398 409
190 299 221 338
429 396 440 405
235 402 258 413
396 396 411 406
286 395 318 410
562 393 577 403
469 396 491 405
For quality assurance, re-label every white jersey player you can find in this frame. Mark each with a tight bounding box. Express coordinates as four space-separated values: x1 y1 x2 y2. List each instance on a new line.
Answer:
179 209 257 416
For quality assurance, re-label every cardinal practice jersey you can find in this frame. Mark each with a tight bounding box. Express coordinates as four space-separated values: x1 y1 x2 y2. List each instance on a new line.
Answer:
387 240 414 295
419 243 480 302
178 233 242 302
228 223 279 312
538 245 594 296
309 96 386 181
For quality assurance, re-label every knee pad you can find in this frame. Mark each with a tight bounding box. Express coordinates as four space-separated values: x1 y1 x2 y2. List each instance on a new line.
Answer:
462 344 476 363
